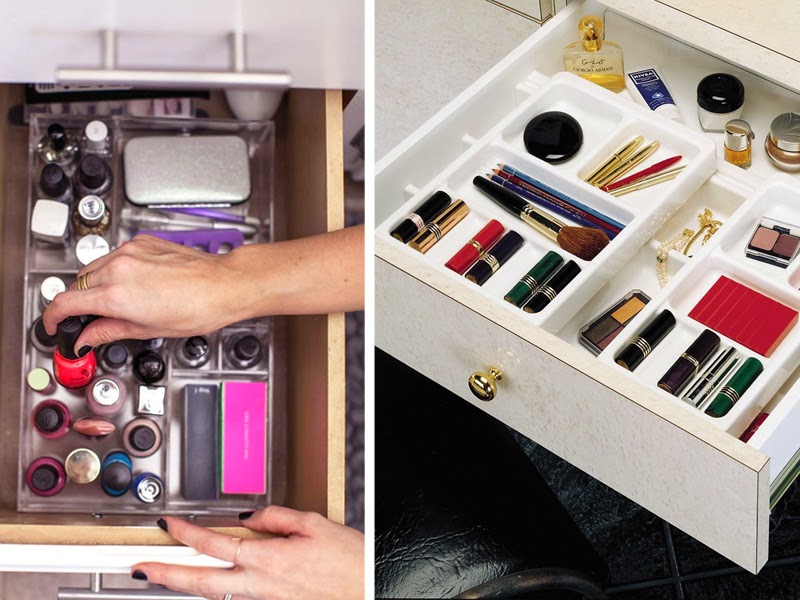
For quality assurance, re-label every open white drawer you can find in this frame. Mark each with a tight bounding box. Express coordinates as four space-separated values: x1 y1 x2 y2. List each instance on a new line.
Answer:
376 0 800 574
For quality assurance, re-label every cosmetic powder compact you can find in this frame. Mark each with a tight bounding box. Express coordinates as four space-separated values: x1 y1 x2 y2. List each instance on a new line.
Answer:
524 111 583 164
32 400 71 439
579 290 650 355
696 73 745 132
123 417 163 458
26 457 67 497
765 112 800 172
746 217 800 268
65 448 101 484
132 472 164 503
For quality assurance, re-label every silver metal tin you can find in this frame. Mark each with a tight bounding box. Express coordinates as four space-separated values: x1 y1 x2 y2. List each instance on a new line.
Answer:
123 135 251 206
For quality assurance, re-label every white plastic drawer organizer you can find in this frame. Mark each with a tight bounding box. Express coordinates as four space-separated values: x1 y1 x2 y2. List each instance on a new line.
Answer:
376 70 800 573
377 72 717 331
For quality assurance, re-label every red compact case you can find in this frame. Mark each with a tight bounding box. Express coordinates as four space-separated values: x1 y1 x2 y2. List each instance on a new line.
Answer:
688 276 798 357
445 219 505 275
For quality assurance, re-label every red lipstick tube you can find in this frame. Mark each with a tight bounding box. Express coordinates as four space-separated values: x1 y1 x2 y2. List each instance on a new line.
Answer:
53 317 96 389
445 219 505 275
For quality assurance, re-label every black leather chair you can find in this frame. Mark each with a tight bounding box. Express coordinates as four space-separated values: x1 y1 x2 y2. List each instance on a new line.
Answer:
375 349 607 599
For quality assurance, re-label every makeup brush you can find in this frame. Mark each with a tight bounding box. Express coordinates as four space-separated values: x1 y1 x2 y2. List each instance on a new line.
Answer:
473 176 609 261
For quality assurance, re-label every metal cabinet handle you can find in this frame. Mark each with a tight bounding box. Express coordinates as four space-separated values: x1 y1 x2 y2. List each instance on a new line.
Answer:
56 29 291 89
468 367 503 401
58 574 202 600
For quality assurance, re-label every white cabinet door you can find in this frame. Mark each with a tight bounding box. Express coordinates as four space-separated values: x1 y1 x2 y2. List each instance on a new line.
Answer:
0 0 364 89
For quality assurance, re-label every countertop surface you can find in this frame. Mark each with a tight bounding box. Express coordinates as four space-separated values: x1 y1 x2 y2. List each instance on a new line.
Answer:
376 0 539 160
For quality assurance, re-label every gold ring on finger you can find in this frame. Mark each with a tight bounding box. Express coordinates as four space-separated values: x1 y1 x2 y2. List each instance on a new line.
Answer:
77 271 93 291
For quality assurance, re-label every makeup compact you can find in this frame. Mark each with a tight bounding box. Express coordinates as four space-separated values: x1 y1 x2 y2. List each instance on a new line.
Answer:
688 276 798 357
579 290 650 355
523 111 583 164
615 310 677 371
746 217 800 268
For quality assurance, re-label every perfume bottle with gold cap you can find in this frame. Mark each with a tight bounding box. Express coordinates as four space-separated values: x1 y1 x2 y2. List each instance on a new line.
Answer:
563 15 625 93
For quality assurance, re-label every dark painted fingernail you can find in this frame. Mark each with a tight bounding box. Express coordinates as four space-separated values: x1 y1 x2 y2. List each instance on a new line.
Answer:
77 345 93 357
156 518 168 532
238 511 255 520
131 570 148 581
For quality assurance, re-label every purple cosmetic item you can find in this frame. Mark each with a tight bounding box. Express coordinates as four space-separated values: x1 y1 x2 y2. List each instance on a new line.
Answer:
137 229 244 254
26 457 67 497
32 400 71 439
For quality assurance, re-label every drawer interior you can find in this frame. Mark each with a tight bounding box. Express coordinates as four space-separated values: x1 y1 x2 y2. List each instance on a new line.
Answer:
0 86 345 543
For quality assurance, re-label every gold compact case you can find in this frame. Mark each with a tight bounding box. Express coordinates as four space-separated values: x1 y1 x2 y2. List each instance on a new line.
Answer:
409 199 469 253
765 112 800 172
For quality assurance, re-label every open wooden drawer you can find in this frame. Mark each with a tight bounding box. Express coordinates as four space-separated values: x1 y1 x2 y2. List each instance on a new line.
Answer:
376 0 800 574
0 86 346 570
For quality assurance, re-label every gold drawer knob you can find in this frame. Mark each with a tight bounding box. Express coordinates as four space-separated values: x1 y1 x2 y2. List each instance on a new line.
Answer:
468 367 503 401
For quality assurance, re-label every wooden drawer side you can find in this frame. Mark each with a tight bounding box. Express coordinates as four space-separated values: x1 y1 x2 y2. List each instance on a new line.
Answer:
376 251 770 573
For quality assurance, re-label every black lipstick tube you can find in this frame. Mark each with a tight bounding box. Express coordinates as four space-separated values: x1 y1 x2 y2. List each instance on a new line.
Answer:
615 310 677 371
522 260 581 313
465 231 524 285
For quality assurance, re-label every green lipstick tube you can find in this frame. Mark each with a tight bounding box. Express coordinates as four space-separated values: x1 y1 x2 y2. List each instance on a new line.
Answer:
705 357 763 418
504 251 564 308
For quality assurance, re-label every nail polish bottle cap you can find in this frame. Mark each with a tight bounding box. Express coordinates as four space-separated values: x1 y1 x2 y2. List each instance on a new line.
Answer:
130 425 157 452
40 276 66 307
234 335 262 361
92 378 121 406
47 123 66 152
101 461 132 492
57 317 83 360
34 318 58 347
31 464 60 492
103 343 128 369
133 351 165 383
185 336 209 358
84 120 108 148
40 163 68 197
77 195 106 225
78 155 109 190
35 406 64 433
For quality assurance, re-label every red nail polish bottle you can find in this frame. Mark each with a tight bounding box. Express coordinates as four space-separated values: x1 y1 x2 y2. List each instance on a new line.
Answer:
53 317 96 388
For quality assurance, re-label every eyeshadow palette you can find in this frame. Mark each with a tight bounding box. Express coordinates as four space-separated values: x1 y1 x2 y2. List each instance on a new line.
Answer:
746 217 800 268
579 290 650 355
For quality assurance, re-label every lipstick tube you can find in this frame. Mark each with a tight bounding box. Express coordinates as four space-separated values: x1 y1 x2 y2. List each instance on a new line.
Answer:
657 329 720 395
408 200 469 253
390 191 451 243
705 357 763 418
523 260 581 314
505 251 564 308
615 310 677 371
445 219 504 274
465 231 524 286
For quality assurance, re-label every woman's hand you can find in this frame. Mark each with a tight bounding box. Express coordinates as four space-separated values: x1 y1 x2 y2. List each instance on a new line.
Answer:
42 234 251 352
131 506 364 600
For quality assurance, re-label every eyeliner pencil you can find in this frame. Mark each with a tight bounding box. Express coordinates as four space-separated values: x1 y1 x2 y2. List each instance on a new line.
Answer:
499 163 626 231
493 169 621 237
489 173 619 239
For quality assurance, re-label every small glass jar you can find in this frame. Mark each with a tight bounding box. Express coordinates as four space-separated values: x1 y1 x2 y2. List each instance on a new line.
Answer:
697 73 745 132
724 120 754 169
